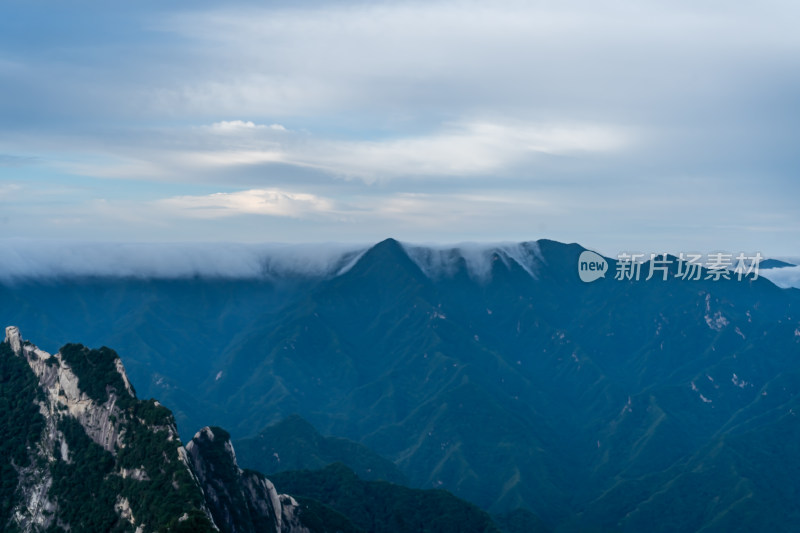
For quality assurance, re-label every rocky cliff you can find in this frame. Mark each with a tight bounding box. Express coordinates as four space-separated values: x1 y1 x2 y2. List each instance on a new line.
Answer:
185 426 310 533
0 326 315 533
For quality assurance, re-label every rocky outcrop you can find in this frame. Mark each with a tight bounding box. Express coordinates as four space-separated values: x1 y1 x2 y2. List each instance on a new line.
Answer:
1 327 319 533
5 326 128 453
185 426 311 533
2 326 217 532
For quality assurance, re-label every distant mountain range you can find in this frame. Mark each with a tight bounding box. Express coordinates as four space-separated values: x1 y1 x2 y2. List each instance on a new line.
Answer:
2 238 800 531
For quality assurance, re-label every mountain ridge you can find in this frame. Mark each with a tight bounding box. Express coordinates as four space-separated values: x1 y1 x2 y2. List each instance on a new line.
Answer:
234 414 407 485
2 239 800 531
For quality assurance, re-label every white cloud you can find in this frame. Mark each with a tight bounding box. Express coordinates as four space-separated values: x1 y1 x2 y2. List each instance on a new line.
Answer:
210 120 286 132
2 1 799 251
290 121 623 180
0 183 22 196
761 265 800 289
158 188 337 218
234 120 624 180
182 150 287 168
0 241 368 280
146 1 800 122
51 119 629 182
299 121 629 181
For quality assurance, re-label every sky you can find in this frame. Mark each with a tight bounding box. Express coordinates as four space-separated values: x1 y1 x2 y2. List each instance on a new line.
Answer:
1 0 799 257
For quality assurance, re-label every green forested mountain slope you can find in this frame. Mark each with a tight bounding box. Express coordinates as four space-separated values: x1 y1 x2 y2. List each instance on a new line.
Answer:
235 414 407 485
270 463 501 533
0 328 217 532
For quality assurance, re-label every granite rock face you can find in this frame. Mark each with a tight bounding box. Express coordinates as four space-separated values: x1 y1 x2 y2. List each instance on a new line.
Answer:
185 426 311 533
1 327 315 533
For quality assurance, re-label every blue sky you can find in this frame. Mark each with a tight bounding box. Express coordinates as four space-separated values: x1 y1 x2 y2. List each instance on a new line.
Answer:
1 0 799 256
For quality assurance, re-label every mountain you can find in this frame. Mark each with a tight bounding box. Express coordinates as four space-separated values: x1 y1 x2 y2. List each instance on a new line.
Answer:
2 326 515 533
234 415 407 485
196 238 800 529
269 463 501 533
760 258 797 269
0 276 304 436
0 326 324 532
183 425 347 533
3 239 800 531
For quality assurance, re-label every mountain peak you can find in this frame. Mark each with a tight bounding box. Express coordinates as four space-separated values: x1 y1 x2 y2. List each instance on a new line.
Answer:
4 325 21 354
1 327 219 531
337 237 427 285
367 237 407 258
185 425 311 533
761 258 797 270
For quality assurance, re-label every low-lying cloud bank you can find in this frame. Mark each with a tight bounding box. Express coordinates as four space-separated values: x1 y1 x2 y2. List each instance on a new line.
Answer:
403 242 543 281
761 264 800 290
1 241 797 289
0 241 368 281
0 240 548 283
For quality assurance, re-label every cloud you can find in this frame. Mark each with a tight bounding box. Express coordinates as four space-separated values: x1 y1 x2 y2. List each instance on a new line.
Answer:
210 120 286 132
179 150 287 168
761 265 800 290
34 119 629 183
0 154 38 167
0 1 799 253
216 119 628 181
0 241 368 281
403 241 544 282
295 121 629 181
143 1 800 127
158 188 338 218
0 183 22 197
0 116 628 186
